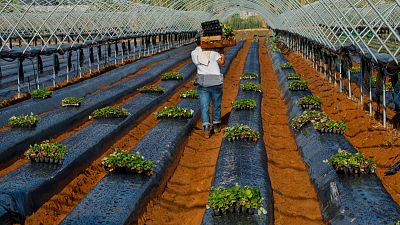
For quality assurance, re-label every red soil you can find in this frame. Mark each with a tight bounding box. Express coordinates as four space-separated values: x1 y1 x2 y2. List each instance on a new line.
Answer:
260 39 324 225
287 51 400 205
137 36 252 225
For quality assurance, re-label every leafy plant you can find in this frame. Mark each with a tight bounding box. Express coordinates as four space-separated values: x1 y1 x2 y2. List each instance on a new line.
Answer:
138 85 165 94
232 99 256 110
386 82 394 92
8 113 40 128
350 66 361 73
280 62 293 69
180 89 198 99
206 183 267 216
287 73 302 80
240 82 262 93
297 96 322 109
323 149 377 174
290 110 327 130
220 23 234 39
160 72 184 81
241 72 258 80
154 106 193 119
24 140 68 164
288 80 308 91
312 119 348 134
31 89 52 99
102 149 154 176
371 76 377 87
61 97 83 106
223 124 260 142
91 106 129 119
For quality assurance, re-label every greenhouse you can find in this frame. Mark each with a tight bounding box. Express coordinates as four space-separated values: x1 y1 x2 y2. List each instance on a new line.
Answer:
0 0 400 224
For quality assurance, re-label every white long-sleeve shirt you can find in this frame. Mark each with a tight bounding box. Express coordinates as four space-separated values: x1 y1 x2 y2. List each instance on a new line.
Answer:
191 47 223 87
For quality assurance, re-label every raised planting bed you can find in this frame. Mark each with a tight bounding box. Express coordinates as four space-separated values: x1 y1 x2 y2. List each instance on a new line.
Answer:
288 80 308 91
24 141 68 165
179 89 198 99
280 62 293 69
0 42 245 224
202 41 273 225
240 82 262 93
160 71 184 80
231 98 256 110
61 97 83 107
102 149 154 176
267 42 400 225
138 85 166 94
0 45 193 127
240 72 258 80
223 124 260 142
207 184 267 216
8 113 40 128
153 106 194 119
323 149 376 175
0 50 191 170
286 72 302 80
297 95 322 109
91 106 129 119
31 89 52 99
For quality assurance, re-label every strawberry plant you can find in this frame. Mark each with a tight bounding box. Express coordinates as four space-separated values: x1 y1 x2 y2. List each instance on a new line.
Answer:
8 113 39 128
240 82 262 93
371 76 377 87
350 66 361 73
31 89 52 99
160 72 184 81
138 85 165 94
280 62 293 69
91 106 129 119
102 149 154 176
287 73 302 80
180 89 198 99
154 106 193 119
297 96 322 109
386 82 394 92
288 80 308 91
241 72 258 80
206 183 267 216
232 99 256 110
291 110 327 130
24 140 68 164
61 97 83 107
312 119 347 134
223 124 260 142
323 149 377 175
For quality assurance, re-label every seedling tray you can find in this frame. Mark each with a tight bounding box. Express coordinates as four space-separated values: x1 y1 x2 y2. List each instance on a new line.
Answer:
31 157 64 165
61 103 81 107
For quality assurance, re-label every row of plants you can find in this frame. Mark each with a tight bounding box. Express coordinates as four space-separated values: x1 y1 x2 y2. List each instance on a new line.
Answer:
153 106 194 119
323 149 377 175
290 110 327 130
160 72 184 81
290 110 348 134
280 62 293 69
8 113 40 128
61 97 83 107
232 99 256 110
223 124 260 142
31 89 53 99
180 89 198 99
24 140 68 164
207 183 267 216
240 82 262 93
240 72 258 80
296 96 322 109
268 38 281 53
90 106 129 119
101 149 154 176
287 72 302 80
288 80 309 91
138 85 165 94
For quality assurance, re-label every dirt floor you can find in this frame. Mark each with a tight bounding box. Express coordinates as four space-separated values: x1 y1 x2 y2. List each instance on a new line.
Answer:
286 51 400 205
260 40 324 225
24 64 195 225
137 37 252 225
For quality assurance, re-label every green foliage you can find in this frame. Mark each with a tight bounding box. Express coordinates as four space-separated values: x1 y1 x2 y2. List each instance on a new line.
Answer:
154 106 193 119
297 96 322 108
220 23 234 39
91 106 129 118
102 149 154 176
386 82 394 91
291 110 327 130
288 80 308 90
180 89 198 99
8 113 39 128
138 85 165 94
61 97 83 106
226 14 264 30
160 72 184 81
240 82 262 92
323 149 377 174
371 76 377 86
280 63 293 69
24 140 68 160
232 99 256 110
206 184 267 215
31 89 52 99
313 119 348 133
287 73 302 80
350 66 361 73
223 124 260 142
241 72 258 80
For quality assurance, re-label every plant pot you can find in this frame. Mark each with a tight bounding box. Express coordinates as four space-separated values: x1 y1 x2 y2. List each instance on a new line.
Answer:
59 159 64 165
247 208 255 215
213 208 221 217
49 158 54 163
241 206 247 213
235 205 242 214
370 168 375 173
228 206 235 213
44 157 49 163
221 208 228 215
344 167 350 175
62 103 81 107
40 157 44 163
54 159 59 164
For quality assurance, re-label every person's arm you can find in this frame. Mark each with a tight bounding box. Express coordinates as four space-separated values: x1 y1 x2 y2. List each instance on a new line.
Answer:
217 53 225 66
